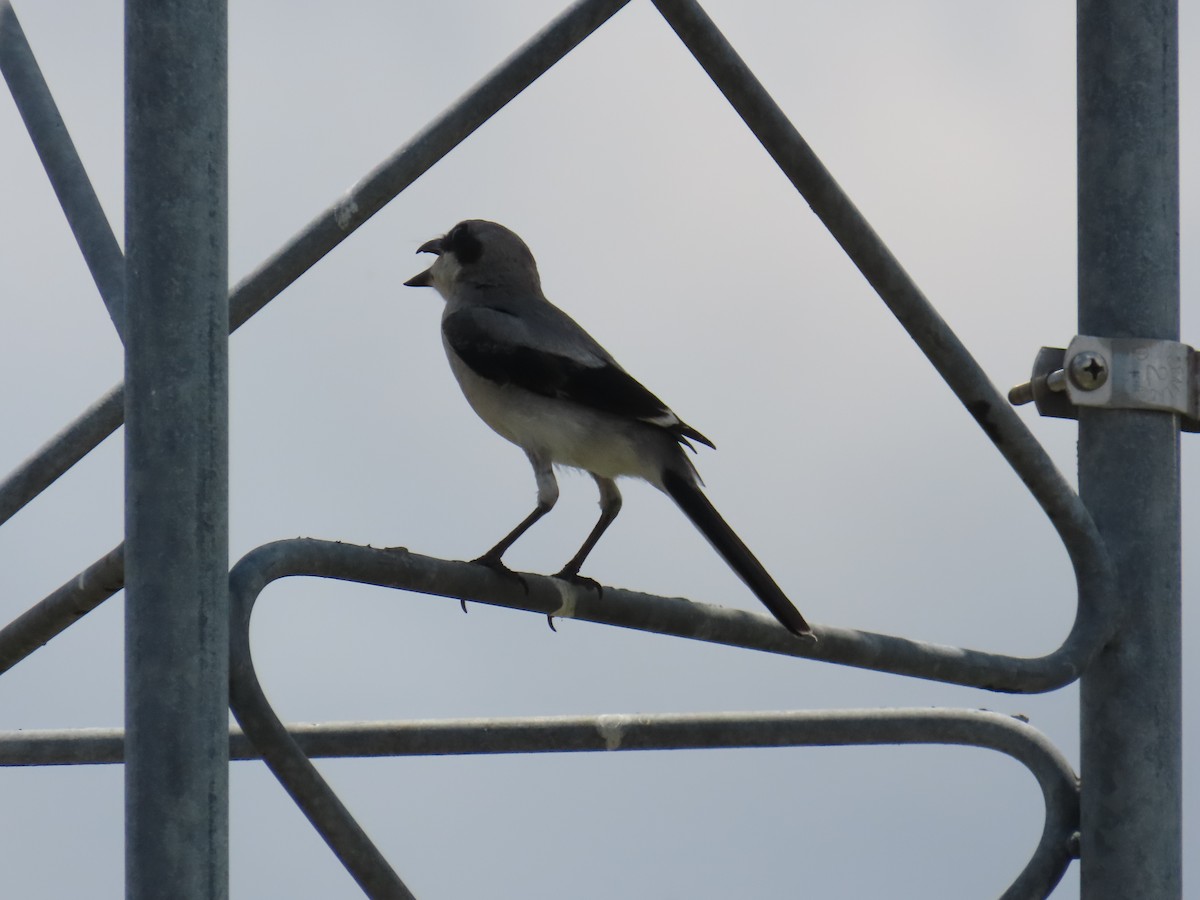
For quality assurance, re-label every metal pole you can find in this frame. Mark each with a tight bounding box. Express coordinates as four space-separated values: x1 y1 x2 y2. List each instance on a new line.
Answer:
1077 1 1181 897
124 1 228 897
0 0 631 530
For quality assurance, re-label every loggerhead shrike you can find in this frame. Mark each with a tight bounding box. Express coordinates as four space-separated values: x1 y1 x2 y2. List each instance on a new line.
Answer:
405 219 811 637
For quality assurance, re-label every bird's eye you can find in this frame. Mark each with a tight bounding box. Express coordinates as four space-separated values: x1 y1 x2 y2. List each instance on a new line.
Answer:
444 221 483 265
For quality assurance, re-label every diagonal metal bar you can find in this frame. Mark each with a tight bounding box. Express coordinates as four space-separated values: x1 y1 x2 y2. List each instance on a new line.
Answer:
650 0 1119 667
0 542 122 675
0 1 125 338
0 709 1079 900
225 0 632 335
0 0 632 529
0 386 123 527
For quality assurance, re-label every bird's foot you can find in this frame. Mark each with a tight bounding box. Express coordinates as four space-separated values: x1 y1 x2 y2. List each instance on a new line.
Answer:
470 554 530 595
552 569 604 599
544 571 602 632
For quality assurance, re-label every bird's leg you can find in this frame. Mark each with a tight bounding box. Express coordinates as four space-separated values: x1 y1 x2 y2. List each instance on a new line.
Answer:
553 476 622 596
469 454 558 607
473 504 550 571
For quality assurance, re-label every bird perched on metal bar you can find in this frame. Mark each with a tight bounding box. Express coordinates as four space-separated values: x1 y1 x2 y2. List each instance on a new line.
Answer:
404 219 811 638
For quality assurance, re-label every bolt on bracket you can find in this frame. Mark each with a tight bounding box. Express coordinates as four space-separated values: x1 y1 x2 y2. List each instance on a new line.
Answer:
1009 335 1200 433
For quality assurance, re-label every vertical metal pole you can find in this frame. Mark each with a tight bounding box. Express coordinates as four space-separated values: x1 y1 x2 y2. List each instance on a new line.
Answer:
125 1 228 897
1077 1 1181 897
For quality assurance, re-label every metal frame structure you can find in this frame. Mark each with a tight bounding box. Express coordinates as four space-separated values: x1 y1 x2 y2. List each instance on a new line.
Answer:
0 0 1180 897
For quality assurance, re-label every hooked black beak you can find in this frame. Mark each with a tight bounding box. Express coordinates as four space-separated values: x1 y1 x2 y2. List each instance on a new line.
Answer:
404 237 444 287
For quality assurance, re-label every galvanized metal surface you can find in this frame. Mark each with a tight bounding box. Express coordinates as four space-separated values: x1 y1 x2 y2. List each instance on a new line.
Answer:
0 0 1183 897
1066 336 1190 415
1076 1 1182 896
235 539 1102 693
0 709 1080 900
1012 339 1200 435
227 541 1079 899
0 525 1108 698
123 0 229 896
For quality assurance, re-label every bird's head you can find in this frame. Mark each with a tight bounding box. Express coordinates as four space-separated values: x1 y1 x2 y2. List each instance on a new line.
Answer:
404 219 540 296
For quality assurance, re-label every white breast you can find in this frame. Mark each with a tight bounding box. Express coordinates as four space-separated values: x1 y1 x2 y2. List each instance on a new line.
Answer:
442 339 666 485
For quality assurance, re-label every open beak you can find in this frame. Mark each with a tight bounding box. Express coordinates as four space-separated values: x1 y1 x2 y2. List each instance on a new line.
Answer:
404 236 444 287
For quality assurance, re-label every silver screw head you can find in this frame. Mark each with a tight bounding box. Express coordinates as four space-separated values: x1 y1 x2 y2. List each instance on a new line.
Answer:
1068 350 1109 390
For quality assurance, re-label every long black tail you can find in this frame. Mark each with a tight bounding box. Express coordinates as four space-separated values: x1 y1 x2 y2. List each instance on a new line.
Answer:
662 470 812 637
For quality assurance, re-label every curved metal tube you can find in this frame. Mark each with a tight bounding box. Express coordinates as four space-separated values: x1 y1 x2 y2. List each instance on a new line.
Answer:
0 508 1110 693
234 538 1093 694
227 544 1078 898
0 710 1078 899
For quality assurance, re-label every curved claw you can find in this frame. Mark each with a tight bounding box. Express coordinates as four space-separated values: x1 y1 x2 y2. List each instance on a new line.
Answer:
553 570 604 599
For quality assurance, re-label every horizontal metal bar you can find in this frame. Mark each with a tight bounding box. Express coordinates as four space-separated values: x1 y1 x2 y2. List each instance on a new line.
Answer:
0 707 1076 764
650 0 1119 673
72 707 1067 900
0 1 126 338
0 0 631 531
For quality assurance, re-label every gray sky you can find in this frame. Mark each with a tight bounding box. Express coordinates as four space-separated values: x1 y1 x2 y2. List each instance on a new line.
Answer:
1 1 1196 896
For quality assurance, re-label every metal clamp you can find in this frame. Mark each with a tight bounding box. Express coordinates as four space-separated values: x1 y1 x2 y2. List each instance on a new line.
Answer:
1009 336 1199 432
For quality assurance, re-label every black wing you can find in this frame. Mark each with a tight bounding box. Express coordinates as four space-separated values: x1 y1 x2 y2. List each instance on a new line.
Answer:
443 308 714 449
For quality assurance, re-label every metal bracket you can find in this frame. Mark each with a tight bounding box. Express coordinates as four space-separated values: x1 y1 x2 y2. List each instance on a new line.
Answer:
1009 336 1199 432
